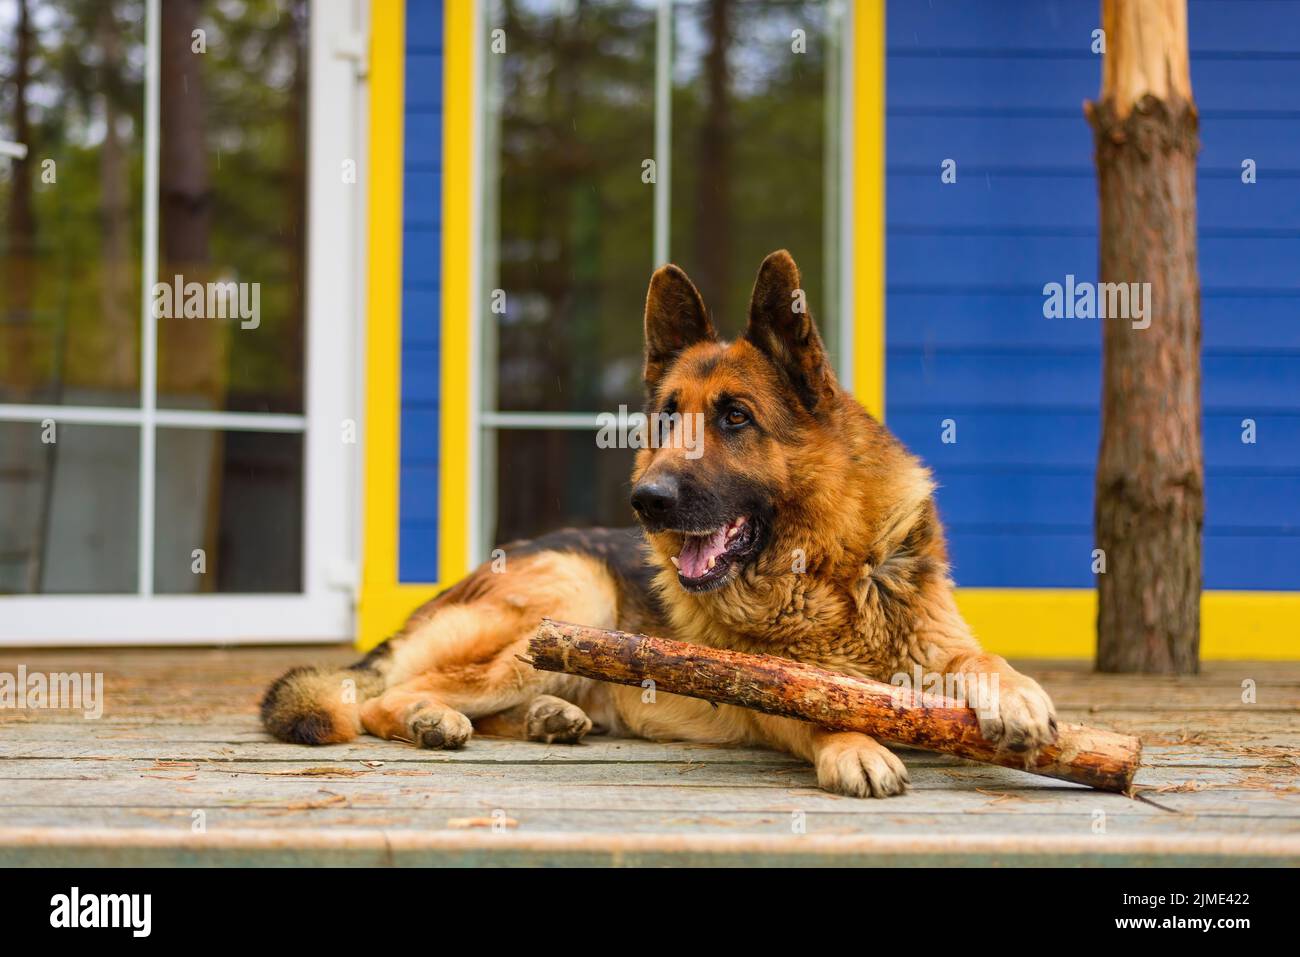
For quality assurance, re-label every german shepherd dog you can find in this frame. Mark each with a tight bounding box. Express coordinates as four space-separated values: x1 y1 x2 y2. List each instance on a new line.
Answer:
263 250 1058 797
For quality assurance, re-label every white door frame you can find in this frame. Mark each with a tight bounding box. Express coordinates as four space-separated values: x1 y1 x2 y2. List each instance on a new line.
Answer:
0 0 363 645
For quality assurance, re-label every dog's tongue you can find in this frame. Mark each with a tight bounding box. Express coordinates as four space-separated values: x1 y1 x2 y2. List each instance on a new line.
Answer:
677 528 729 579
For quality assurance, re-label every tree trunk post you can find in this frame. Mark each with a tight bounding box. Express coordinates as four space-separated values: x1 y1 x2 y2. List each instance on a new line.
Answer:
1086 0 1204 674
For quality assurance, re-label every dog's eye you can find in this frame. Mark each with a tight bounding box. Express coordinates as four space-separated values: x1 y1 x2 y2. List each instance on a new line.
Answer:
723 408 750 429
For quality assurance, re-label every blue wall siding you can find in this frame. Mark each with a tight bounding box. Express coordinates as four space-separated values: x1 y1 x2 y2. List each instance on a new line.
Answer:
886 0 1300 590
398 2 445 583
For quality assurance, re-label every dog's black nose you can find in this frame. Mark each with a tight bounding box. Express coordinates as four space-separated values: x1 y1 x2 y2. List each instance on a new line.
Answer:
631 476 680 521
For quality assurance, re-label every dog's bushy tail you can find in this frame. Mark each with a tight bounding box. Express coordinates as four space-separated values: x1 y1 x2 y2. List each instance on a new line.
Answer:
261 652 388 745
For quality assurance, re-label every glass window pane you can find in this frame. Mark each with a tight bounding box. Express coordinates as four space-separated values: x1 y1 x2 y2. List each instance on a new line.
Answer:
483 0 657 414
481 2 846 554
154 0 308 415
670 0 842 357
154 427 302 593
491 428 637 547
0 421 139 593
0 1 146 407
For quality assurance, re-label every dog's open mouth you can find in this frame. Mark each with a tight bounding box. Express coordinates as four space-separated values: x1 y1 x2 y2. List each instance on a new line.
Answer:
669 516 759 591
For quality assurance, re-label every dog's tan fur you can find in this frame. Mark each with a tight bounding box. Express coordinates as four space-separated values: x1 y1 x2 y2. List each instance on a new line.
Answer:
262 250 1057 798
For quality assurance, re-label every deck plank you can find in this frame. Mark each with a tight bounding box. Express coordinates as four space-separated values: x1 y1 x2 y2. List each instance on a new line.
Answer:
0 726 1287 768
0 646 1297 866
0 755 1292 794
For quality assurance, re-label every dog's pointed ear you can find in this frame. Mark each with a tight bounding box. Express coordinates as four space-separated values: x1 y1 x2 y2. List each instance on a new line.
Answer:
644 264 716 398
744 250 834 413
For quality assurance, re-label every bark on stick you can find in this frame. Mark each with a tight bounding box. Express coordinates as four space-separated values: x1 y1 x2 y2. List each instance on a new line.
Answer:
528 619 1142 794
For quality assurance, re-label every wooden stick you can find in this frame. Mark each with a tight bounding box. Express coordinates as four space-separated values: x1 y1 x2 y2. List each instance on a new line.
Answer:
527 619 1142 794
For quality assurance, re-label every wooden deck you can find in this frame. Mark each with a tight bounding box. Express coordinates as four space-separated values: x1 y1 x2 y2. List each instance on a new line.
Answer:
1 646 1297 866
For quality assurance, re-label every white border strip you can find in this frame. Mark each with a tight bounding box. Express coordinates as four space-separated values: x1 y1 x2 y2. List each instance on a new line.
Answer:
138 0 162 597
0 405 307 432
481 411 609 430
652 0 672 267
302 0 364 610
0 594 350 644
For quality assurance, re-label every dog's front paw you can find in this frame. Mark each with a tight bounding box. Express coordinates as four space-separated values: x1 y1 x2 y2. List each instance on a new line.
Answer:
973 676 1058 754
815 733 910 798
525 695 592 744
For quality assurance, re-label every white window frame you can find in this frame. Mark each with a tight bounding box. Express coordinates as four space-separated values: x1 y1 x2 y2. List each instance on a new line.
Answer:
0 0 364 645
472 0 855 563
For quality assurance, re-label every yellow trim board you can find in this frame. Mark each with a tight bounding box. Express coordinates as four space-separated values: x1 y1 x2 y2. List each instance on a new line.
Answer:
358 0 477 653
850 0 885 419
958 589 1300 660
362 581 1297 659
358 0 405 650
439 0 476 591
358 584 440 651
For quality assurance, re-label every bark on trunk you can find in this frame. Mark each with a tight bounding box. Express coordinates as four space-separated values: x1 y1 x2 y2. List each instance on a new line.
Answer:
159 0 225 590
527 620 1143 794
98 2 135 391
1086 0 1203 674
159 0 226 406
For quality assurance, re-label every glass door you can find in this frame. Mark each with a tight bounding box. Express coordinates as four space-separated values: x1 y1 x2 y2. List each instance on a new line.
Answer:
475 0 850 557
0 0 360 643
